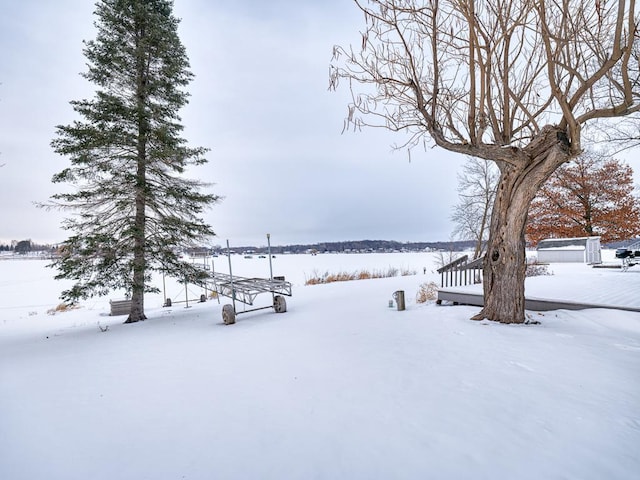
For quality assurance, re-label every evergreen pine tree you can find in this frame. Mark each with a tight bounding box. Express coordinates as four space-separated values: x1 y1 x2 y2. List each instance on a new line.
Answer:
47 0 219 323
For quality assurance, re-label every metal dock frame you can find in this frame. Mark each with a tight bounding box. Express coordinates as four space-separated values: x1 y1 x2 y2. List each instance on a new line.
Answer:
206 234 292 324
207 273 292 308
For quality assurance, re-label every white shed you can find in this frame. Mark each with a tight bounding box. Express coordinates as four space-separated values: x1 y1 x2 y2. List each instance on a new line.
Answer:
536 236 602 264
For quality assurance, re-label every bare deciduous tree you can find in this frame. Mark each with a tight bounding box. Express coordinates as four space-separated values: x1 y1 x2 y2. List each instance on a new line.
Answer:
330 0 640 323
451 158 498 259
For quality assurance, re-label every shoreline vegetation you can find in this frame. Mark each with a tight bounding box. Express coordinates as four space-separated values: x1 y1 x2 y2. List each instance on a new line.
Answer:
304 266 418 285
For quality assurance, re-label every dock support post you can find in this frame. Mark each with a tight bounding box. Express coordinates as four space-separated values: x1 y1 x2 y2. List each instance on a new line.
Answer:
267 233 275 306
226 240 236 314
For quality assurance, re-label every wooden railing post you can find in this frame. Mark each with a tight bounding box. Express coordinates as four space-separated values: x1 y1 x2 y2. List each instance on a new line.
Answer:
437 255 485 288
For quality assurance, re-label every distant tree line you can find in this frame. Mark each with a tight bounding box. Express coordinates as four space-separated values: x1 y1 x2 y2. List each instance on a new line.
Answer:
0 240 56 253
217 239 477 255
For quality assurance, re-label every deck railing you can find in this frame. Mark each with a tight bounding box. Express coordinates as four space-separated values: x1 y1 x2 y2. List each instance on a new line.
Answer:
437 255 484 288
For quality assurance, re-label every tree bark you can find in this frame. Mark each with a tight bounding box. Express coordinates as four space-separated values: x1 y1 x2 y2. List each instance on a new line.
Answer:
126 22 149 324
472 166 528 323
126 192 147 323
472 128 570 323
125 156 148 323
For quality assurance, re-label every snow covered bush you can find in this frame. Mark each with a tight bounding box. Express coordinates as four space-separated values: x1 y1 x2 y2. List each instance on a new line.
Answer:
416 282 439 303
46 302 78 315
525 261 552 277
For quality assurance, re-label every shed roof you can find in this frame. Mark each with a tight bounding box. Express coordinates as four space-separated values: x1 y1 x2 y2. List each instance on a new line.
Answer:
536 236 600 250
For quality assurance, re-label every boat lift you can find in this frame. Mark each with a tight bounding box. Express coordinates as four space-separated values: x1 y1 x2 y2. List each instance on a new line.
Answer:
204 234 293 324
615 240 640 271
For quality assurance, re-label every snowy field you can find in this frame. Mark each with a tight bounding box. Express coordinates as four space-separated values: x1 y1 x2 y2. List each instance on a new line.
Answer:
1 251 639 479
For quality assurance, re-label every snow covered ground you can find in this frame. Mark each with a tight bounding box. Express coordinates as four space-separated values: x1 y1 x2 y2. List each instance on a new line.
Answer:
1 251 639 480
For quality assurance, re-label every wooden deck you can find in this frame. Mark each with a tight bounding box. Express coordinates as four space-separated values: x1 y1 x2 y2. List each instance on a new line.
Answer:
437 288 640 313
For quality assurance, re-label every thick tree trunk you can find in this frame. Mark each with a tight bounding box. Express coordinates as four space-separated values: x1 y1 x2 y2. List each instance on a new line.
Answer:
472 128 571 323
125 183 148 323
126 29 149 325
472 166 529 323
126 203 147 323
126 141 148 323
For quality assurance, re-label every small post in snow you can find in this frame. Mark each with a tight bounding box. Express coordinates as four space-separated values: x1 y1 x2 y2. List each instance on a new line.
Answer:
267 233 274 305
226 239 236 314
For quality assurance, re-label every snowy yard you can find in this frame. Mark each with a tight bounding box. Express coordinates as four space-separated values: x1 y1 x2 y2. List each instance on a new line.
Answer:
1 252 639 479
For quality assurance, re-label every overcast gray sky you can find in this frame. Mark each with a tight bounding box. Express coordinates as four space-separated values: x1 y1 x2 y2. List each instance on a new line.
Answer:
1 0 637 248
